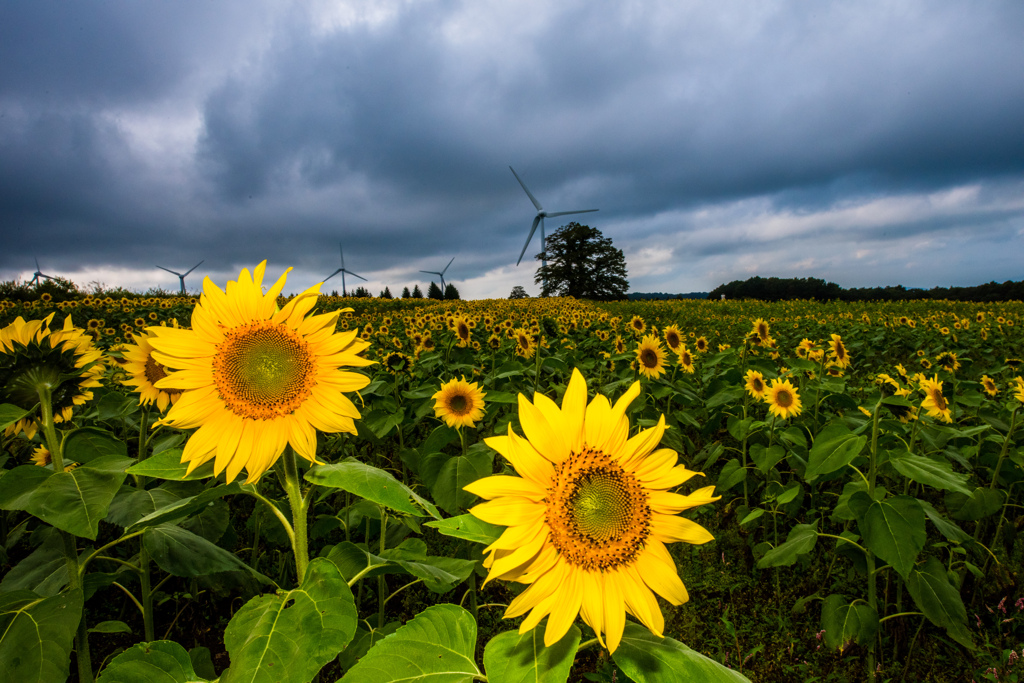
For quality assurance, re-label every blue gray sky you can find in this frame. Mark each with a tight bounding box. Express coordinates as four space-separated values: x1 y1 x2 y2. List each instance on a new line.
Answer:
2 1 1023 298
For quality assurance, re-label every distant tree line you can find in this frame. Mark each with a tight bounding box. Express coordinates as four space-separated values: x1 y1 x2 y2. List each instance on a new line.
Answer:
627 292 710 301
709 276 1024 302
330 282 460 300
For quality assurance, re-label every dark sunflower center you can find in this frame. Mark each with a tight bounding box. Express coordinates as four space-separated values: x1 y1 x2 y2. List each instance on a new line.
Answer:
448 393 470 415
457 323 470 339
640 348 658 368
776 389 793 408
213 322 315 420
545 447 650 571
752 378 763 392
931 391 947 411
681 352 692 366
666 332 679 348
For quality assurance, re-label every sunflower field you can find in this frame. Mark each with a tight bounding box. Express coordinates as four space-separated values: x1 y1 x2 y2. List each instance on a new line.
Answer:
1 263 1023 683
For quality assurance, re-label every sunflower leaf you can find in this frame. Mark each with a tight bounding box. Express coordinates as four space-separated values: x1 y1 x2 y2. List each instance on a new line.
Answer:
756 523 818 568
821 594 878 651
221 559 357 683
338 603 481 683
126 449 216 481
305 458 441 519
888 451 972 495
0 403 33 432
0 532 68 596
612 622 751 682
96 640 208 683
63 426 128 464
852 493 926 579
905 557 974 650
0 588 83 683
483 625 580 683
143 524 264 578
805 422 867 481
425 514 504 546
127 482 241 531
24 455 132 540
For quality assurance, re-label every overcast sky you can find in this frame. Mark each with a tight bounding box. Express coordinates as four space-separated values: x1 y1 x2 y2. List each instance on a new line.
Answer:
2 1 1023 299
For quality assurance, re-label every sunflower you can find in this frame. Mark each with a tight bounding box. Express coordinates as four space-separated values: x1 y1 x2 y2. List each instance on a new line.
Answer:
919 375 952 423
694 336 709 354
935 351 960 372
764 379 802 420
451 314 473 347
613 336 626 355
751 318 771 344
514 327 536 359
980 375 999 397
465 369 718 652
662 325 683 352
148 262 373 484
382 351 413 375
31 445 51 467
0 314 103 440
629 315 646 335
432 377 486 429
635 335 666 380
677 345 695 374
1013 377 1024 405
120 330 183 412
743 370 767 399
828 334 850 369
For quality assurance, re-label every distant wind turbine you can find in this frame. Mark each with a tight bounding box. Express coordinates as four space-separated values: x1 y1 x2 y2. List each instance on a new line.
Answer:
420 257 455 293
156 261 204 295
509 166 598 293
29 258 56 285
322 244 366 297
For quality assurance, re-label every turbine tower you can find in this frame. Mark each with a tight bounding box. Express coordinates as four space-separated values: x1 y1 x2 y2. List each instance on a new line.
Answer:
29 258 56 285
156 261 204 295
322 244 366 297
510 166 598 294
420 257 455 293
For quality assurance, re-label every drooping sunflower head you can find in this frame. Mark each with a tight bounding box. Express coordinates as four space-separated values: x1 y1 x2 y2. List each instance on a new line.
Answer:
677 345 695 374
635 334 666 379
466 369 719 653
743 369 767 399
0 314 104 439
919 375 952 423
662 325 683 352
935 351 960 372
382 351 412 375
614 335 626 355
432 377 486 429
980 375 999 397
148 262 374 484
120 329 183 413
765 378 802 420
828 333 850 368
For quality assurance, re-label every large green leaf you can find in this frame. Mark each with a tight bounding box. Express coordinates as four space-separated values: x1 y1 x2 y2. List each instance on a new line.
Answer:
905 557 974 650
756 523 818 569
128 483 241 531
804 422 867 481
853 493 926 579
612 622 751 682
125 449 215 481
25 455 132 540
339 604 481 682
305 458 440 519
106 487 181 527
919 500 971 543
221 559 357 683
326 540 475 593
888 451 972 495
425 514 504 546
0 403 32 432
96 640 210 683
0 466 53 511
427 450 493 516
63 426 128 464
483 626 580 683
821 594 878 651
946 486 1004 521
0 589 82 683
143 524 259 578
0 533 68 596
749 444 785 474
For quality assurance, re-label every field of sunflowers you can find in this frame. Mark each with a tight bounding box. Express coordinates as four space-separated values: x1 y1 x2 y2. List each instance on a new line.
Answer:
1 262 1023 683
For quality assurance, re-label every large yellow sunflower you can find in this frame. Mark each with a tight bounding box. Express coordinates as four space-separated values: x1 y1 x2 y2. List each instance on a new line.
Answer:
634 334 666 379
828 334 850 369
743 370 767 399
764 378 802 420
919 375 952 423
662 325 683 353
432 377 487 429
148 262 373 484
0 314 103 440
120 330 182 412
465 369 718 652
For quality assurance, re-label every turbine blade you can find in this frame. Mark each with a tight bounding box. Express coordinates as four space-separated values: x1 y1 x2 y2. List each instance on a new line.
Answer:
183 260 204 276
441 257 454 275
156 266 182 276
35 257 41 271
345 269 367 282
419 270 441 276
517 215 542 266
339 244 345 269
509 166 543 211
544 209 599 218
322 268 343 283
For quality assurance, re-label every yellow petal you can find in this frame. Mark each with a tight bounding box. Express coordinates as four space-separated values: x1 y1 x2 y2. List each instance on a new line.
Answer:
544 566 583 647
464 475 546 501
579 570 605 649
560 368 588 453
650 514 715 545
468 497 545 527
618 415 666 470
519 394 568 464
648 486 720 514
622 566 664 637
603 570 627 653
635 547 689 605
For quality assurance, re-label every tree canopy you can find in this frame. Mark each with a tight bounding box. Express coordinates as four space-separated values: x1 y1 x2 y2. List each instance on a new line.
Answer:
534 222 628 300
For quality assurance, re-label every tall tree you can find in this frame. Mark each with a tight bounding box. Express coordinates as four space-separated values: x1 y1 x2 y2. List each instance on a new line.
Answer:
401 286 411 298
508 285 530 299
535 222 628 300
380 286 393 299
411 284 423 299
427 281 444 300
443 283 460 300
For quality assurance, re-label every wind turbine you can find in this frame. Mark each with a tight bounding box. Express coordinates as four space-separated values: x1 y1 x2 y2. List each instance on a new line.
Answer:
156 261 204 295
29 258 56 285
322 244 366 297
509 166 598 293
420 257 455 293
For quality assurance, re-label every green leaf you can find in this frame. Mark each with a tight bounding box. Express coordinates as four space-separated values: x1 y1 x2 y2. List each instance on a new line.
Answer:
381 542 477 594
339 604 481 683
128 483 241 531
739 509 765 526
612 622 751 682
425 514 504 545
715 458 746 494
805 422 867 481
89 620 132 634
94 391 139 421
888 451 972 495
706 385 744 409
143 524 260 577
25 455 132 540
0 403 32 432
63 427 128 464
0 466 53 511
853 493 926 579
422 424 459 455
483 625 580 683
756 523 818 568
484 391 520 404
221 559 357 683
0 533 68 596
919 500 971 543
0 589 82 683
306 458 441 519
125 449 215 481
821 594 878 651
905 557 974 649
106 487 181 527
946 487 1004 521
429 450 493 516
96 640 209 683
749 444 785 474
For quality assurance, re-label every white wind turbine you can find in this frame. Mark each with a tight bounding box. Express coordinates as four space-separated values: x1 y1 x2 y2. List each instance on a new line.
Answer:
156 261 204 295
510 166 598 293
28 257 57 285
322 244 366 297
420 257 454 293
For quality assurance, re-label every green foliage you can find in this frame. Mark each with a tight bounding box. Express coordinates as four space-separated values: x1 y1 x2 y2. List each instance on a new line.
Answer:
0 589 82 683
535 222 629 300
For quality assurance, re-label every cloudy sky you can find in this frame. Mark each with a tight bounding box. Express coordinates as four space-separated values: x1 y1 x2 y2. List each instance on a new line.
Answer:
2 1 1023 299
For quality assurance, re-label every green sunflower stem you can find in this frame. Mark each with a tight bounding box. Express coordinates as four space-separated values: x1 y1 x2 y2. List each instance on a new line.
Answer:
281 449 310 583
378 508 388 629
865 397 883 683
136 404 156 642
